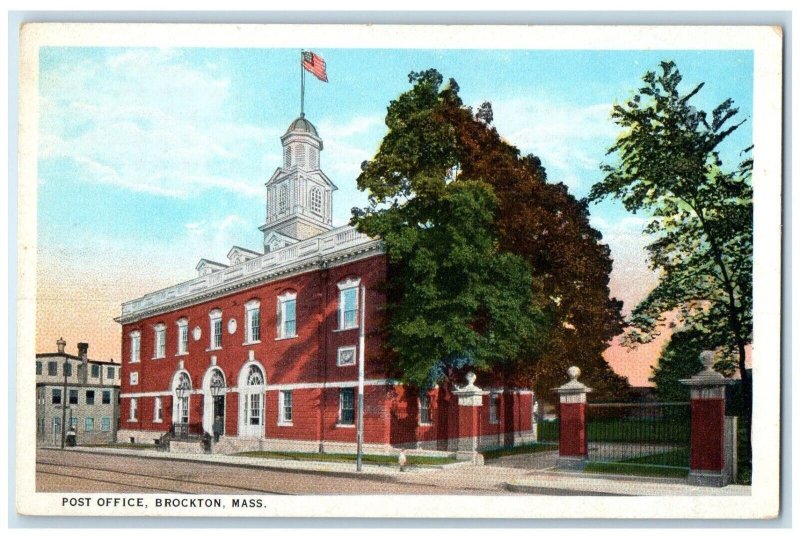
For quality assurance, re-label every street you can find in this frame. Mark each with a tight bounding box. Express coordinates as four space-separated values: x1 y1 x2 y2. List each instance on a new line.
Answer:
36 449 529 495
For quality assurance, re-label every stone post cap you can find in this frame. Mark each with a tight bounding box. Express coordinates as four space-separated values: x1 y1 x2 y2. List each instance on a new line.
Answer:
680 350 732 387
554 365 592 395
453 371 487 405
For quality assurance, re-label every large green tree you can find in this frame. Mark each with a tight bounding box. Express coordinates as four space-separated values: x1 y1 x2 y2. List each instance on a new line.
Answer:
355 69 629 398
589 61 753 425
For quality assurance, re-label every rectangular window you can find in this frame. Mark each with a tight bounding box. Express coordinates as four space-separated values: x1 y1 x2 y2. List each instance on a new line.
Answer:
337 346 356 367
420 394 431 425
70 417 78 430
64 362 72 377
277 295 297 339
177 322 189 355
249 394 261 426
130 333 141 363
69 389 78 405
91 364 100 378
36 361 42 375
154 397 163 422
86 390 95 405
154 326 166 358
101 417 111 432
340 287 359 329
130 372 139 386
85 417 94 432
489 393 500 424
129 398 138 421
53 417 61 434
52 388 62 405
48 361 58 376
178 396 190 424
338 388 355 425
279 391 293 424
107 366 115 379
211 316 222 349
246 306 261 343
102 391 111 405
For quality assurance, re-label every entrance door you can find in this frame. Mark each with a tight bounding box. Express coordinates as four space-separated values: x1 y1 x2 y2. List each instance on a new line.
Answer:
242 392 264 437
52 416 62 446
212 395 225 437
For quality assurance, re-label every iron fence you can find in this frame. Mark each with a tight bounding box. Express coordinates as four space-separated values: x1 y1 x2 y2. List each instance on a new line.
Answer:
586 402 690 470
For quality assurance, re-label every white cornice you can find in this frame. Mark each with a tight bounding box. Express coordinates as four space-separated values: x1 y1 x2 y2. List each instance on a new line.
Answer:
116 226 383 325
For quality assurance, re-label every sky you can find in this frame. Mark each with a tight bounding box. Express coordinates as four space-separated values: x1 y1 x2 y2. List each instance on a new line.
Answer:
35 47 754 385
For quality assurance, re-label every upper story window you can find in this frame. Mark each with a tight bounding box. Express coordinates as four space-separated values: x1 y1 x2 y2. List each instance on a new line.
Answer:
129 331 141 363
284 146 291 168
52 388 61 405
69 389 78 405
36 361 42 375
277 291 297 339
102 391 111 404
176 318 189 355
337 278 361 330
153 324 166 359
245 300 261 343
419 394 432 425
64 362 72 377
310 187 323 215
48 361 58 376
91 364 100 378
86 390 95 405
107 366 115 379
209 309 223 349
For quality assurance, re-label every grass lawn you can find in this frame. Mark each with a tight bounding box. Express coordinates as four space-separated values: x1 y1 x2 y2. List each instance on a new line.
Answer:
482 443 559 460
584 448 690 479
88 443 156 450
234 451 458 466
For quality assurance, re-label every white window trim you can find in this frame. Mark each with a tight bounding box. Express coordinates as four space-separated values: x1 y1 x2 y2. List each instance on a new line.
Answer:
337 278 361 330
153 396 163 423
153 323 166 359
128 398 138 422
209 309 223 350
130 372 139 386
244 300 261 345
337 387 356 427
129 331 141 363
337 345 357 367
419 394 432 426
278 390 293 426
176 318 189 356
276 291 298 340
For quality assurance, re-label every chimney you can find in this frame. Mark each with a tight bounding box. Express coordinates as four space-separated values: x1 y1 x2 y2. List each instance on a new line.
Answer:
56 337 66 354
77 342 89 359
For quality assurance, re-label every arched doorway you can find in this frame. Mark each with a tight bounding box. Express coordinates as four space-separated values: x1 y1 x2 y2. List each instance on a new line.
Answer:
171 371 192 437
202 367 226 438
238 363 266 438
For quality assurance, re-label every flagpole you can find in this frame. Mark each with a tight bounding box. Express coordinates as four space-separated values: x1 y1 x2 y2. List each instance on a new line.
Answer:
300 49 305 117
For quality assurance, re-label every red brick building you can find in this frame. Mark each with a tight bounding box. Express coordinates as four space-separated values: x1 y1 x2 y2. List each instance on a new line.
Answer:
115 115 536 456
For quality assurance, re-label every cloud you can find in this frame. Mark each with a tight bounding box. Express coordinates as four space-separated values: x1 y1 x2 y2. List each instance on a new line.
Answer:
489 97 617 195
39 49 267 199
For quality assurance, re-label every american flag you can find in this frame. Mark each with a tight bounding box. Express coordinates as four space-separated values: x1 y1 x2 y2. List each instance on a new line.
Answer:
302 51 328 82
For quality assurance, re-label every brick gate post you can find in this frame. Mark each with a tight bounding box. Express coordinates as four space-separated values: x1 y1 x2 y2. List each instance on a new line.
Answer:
453 372 487 465
556 366 591 469
681 351 732 487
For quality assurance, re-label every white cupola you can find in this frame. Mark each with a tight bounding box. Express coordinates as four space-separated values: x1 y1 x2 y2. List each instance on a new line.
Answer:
259 113 337 252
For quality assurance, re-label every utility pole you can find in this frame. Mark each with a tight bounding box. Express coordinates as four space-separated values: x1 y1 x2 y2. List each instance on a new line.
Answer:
356 284 366 471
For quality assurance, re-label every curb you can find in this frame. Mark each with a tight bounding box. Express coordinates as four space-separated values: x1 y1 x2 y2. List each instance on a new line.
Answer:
47 447 404 482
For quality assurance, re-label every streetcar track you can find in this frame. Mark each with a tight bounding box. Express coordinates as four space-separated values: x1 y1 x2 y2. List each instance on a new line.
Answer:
36 460 289 495
37 470 188 494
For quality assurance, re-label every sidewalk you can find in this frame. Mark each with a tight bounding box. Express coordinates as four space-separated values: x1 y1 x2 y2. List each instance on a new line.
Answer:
61 446 467 481
506 470 752 496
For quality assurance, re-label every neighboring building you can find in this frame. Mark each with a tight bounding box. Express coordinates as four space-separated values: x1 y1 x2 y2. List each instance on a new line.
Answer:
115 114 536 456
36 339 121 446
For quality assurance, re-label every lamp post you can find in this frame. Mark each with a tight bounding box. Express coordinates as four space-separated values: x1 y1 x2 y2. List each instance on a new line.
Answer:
210 373 225 441
175 379 189 438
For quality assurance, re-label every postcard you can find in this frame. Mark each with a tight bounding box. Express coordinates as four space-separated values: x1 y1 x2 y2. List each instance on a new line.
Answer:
15 23 782 519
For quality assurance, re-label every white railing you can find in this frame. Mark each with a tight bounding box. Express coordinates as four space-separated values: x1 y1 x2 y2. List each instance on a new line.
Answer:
120 225 376 318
